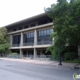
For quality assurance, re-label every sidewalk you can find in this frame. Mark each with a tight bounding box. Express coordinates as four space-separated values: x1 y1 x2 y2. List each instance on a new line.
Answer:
0 58 80 69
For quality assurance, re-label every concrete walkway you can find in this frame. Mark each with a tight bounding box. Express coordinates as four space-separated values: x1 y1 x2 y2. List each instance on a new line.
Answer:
0 58 80 69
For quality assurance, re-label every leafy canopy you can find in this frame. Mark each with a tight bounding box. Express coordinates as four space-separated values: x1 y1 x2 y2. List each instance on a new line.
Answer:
0 27 9 53
45 0 80 59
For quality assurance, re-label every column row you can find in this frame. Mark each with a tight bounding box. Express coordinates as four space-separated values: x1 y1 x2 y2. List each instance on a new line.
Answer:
10 29 37 47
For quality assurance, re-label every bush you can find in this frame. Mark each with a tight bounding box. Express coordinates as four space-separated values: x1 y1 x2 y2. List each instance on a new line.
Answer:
8 53 20 58
64 52 77 60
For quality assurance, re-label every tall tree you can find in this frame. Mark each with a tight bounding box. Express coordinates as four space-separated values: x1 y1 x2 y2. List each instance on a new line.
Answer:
0 27 9 55
45 0 80 60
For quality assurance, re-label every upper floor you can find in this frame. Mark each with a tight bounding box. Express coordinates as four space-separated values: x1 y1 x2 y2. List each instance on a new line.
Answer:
6 13 53 34
5 13 53 49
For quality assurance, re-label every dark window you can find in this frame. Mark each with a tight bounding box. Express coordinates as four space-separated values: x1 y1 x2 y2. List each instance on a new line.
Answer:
48 19 52 23
24 25 28 29
37 28 53 45
31 23 35 27
13 28 17 31
23 32 34 46
12 35 21 46
38 20 47 25
19 27 22 30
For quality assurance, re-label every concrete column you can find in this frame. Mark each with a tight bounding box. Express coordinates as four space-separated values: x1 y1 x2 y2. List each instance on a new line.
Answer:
10 35 12 47
20 32 23 46
20 49 23 58
34 29 37 45
34 48 37 58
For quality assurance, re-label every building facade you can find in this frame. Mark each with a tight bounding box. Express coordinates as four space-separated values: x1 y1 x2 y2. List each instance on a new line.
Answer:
6 13 53 59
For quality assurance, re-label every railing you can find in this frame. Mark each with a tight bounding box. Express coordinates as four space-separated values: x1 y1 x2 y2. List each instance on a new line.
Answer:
37 41 52 45
11 41 52 47
22 55 50 58
12 44 20 47
23 42 34 46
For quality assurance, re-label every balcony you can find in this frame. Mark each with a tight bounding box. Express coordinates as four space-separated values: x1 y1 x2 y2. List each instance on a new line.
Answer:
11 41 52 47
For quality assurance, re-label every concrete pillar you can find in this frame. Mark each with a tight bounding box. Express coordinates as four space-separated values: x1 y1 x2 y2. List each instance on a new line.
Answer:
34 29 37 45
10 35 12 47
20 32 23 46
34 48 37 58
20 49 23 58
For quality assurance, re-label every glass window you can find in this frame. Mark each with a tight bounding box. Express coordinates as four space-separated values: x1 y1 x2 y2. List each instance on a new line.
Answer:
46 29 50 35
31 23 35 27
13 28 17 31
23 32 34 45
13 35 20 44
40 30 43 36
38 20 47 25
24 25 28 28
37 28 52 45
44 30 46 35
50 29 53 33
19 27 22 30
31 32 34 37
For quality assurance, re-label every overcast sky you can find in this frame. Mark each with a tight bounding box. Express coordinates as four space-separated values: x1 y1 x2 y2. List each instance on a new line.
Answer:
0 0 57 27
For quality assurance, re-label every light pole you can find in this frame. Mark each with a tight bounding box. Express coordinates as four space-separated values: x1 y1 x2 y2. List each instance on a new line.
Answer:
58 38 62 65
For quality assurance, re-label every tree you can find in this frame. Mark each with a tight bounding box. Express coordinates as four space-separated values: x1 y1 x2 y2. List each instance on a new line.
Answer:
0 27 9 55
45 0 80 60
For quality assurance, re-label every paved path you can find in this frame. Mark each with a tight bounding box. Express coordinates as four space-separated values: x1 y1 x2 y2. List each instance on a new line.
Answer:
0 58 80 68
0 58 80 80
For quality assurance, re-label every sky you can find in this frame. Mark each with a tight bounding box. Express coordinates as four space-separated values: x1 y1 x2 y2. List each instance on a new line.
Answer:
0 0 57 27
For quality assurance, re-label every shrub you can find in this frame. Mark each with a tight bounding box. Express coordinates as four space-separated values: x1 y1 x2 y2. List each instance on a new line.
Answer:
64 52 77 60
8 53 19 58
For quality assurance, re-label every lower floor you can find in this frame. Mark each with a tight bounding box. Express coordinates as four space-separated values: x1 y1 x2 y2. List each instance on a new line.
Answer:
9 48 51 59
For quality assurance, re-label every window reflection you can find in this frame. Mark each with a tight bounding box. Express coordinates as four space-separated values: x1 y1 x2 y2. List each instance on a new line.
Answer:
37 28 53 45
23 32 34 46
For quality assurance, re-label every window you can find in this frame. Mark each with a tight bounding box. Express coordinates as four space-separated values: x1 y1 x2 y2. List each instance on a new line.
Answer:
37 28 53 45
13 28 17 31
12 35 21 46
23 32 34 46
48 19 52 23
38 20 47 25
19 27 22 30
31 23 35 27
24 25 28 29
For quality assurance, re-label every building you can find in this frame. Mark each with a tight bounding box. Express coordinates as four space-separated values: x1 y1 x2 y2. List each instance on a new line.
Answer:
6 13 53 59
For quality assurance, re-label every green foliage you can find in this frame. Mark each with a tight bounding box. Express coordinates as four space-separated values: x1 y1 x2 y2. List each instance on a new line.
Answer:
46 45 58 60
45 0 80 60
0 27 9 53
8 53 19 58
64 52 77 60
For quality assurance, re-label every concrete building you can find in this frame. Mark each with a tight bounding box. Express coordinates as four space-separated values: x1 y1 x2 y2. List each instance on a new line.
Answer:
6 13 53 59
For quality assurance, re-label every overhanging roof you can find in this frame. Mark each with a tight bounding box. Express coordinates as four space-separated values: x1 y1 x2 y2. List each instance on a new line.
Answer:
5 13 49 29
